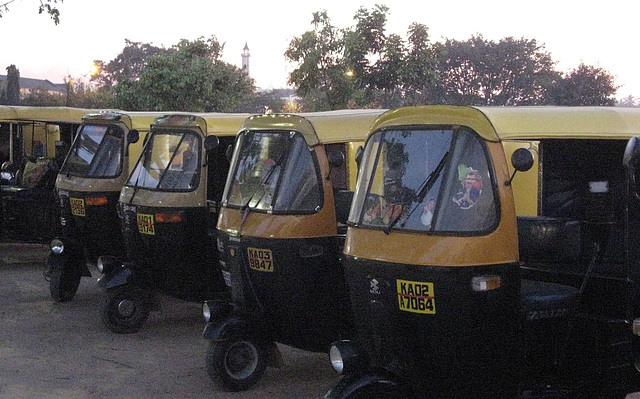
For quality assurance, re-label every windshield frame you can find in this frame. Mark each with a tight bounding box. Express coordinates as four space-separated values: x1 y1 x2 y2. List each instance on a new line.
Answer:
222 129 324 215
349 125 500 235
125 128 202 193
59 123 125 179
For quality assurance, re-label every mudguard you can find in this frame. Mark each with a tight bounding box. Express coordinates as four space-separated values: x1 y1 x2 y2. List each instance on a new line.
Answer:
97 265 134 290
202 315 255 341
47 237 91 277
325 369 408 399
202 315 284 368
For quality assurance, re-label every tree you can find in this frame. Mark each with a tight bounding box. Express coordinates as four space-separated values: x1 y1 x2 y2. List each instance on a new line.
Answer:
285 6 619 108
435 35 558 105
402 23 441 105
93 39 169 90
5 64 20 105
285 11 352 110
546 63 618 106
617 95 638 107
110 36 254 112
0 0 63 24
21 86 64 106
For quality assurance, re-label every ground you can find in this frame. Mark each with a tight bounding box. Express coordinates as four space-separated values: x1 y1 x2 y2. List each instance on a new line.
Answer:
0 243 339 399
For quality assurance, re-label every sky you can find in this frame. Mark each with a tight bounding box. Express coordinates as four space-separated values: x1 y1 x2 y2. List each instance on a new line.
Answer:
1 0 639 100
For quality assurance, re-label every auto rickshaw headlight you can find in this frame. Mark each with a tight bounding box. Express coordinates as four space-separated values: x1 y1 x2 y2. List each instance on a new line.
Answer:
97 256 119 275
329 340 369 375
50 239 64 255
633 318 640 336
203 301 212 322
202 299 231 322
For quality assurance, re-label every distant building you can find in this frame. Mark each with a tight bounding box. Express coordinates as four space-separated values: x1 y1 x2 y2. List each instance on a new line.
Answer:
241 42 250 78
0 75 66 98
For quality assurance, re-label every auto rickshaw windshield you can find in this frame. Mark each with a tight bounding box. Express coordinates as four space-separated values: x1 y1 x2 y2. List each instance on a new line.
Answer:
60 124 124 178
126 130 201 191
223 130 322 213
349 127 499 234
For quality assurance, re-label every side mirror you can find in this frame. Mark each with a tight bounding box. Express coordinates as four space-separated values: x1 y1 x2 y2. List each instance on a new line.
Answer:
225 144 234 162
624 136 640 199
325 150 345 181
328 150 345 168
355 146 364 168
505 148 534 186
511 148 534 172
204 135 220 152
127 129 140 144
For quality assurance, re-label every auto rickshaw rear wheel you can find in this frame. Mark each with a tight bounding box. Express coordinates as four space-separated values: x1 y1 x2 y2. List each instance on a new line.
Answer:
100 285 150 334
205 337 267 391
49 266 82 302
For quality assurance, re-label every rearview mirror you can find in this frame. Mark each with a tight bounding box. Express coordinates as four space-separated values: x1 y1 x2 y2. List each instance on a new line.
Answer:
328 150 345 168
204 135 220 152
505 147 534 186
225 144 234 162
511 148 534 172
355 146 364 168
624 136 640 199
127 129 140 144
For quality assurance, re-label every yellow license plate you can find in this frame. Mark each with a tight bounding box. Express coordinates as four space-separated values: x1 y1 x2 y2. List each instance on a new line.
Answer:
247 247 274 272
137 213 155 235
70 197 86 217
397 279 436 314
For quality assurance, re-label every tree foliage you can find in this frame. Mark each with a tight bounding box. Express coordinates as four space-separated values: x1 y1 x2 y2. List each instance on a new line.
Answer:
285 11 352 110
93 39 168 90
108 36 254 112
285 6 619 110
0 0 62 24
546 63 618 106
435 35 558 105
4 64 20 105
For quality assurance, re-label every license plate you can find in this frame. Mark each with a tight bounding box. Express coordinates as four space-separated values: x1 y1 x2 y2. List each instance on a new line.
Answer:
247 247 274 272
70 197 86 217
397 279 436 314
137 213 155 235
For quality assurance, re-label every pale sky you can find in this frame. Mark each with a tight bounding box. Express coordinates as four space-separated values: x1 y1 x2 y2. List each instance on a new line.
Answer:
1 0 638 100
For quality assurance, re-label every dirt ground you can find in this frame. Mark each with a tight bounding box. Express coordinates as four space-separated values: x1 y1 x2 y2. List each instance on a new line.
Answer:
0 243 340 399
2 242 640 399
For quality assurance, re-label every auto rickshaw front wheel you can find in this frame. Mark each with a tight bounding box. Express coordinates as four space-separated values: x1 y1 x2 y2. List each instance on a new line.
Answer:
205 337 267 391
49 266 82 302
100 285 150 334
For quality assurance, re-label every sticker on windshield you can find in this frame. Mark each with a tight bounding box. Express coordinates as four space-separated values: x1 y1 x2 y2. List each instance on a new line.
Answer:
137 213 155 235
453 165 483 209
247 247 274 272
70 197 86 217
397 279 435 314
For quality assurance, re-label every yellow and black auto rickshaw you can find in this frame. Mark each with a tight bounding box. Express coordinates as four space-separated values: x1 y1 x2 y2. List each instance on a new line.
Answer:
1 106 93 243
201 110 384 391
97 113 247 333
45 111 159 302
326 106 640 398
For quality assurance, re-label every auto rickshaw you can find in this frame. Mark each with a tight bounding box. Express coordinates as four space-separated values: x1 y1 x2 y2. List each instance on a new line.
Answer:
97 113 248 334
201 109 385 391
1 106 93 243
326 106 640 398
45 111 160 302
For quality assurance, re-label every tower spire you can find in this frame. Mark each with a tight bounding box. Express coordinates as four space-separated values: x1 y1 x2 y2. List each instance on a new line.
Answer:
241 42 250 77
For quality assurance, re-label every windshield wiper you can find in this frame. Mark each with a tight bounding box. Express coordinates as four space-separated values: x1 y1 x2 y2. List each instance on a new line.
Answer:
383 151 449 235
240 147 289 224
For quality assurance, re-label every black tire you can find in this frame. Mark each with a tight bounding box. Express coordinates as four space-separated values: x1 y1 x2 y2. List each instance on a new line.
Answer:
205 337 267 391
49 266 82 302
100 285 150 334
